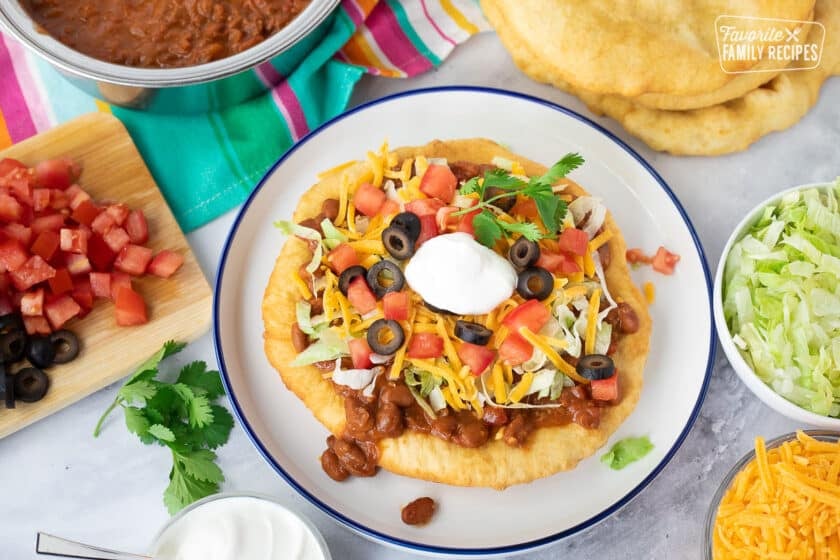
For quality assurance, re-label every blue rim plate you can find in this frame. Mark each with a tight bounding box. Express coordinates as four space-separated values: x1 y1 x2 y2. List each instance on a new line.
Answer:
213 86 715 556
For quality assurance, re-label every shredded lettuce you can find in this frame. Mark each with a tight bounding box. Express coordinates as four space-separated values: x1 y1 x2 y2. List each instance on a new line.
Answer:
274 220 323 274
600 436 654 470
319 218 347 250
289 329 348 366
723 181 840 417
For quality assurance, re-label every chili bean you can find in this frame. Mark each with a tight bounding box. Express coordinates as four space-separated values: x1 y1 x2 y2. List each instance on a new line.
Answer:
308 297 324 316
380 383 414 408
599 243 611 269
401 497 436 526
297 217 323 236
504 414 532 447
291 322 308 353
321 198 340 221
482 406 509 427
616 303 640 334
448 161 495 183
454 414 488 448
332 438 368 473
430 413 457 440
375 402 404 438
320 449 349 482
345 396 374 435
570 406 601 429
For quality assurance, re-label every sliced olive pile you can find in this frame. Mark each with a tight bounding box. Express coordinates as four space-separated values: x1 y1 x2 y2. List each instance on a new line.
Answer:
483 187 516 212
0 312 81 409
366 260 405 299
508 237 540 269
338 265 367 296
576 354 615 381
516 267 554 300
382 212 421 260
366 319 405 355
454 320 493 346
391 212 421 241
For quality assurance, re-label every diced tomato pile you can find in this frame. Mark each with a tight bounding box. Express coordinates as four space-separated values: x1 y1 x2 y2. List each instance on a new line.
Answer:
626 246 680 275
0 157 185 333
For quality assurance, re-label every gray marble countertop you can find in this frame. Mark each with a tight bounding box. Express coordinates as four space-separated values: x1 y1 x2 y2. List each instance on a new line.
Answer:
3 32 839 559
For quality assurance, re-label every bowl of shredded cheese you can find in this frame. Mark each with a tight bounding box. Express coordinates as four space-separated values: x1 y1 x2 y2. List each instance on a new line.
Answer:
706 430 840 559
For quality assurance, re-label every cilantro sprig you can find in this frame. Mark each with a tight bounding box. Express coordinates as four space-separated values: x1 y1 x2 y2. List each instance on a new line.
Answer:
457 153 584 248
94 342 234 514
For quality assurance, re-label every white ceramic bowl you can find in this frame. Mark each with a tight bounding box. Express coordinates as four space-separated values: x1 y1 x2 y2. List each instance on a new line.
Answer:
713 182 840 429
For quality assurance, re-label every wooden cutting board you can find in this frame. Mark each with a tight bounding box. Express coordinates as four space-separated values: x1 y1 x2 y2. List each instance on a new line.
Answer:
0 112 212 438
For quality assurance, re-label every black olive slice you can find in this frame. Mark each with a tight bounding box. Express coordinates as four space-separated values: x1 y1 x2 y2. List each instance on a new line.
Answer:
0 330 26 364
382 226 416 260
14 367 49 403
26 336 56 369
508 237 540 269
454 320 493 346
4 373 14 409
366 319 405 355
423 301 455 315
516 267 554 300
484 187 516 212
338 265 367 296
576 354 615 381
391 212 421 242
51 330 80 364
0 313 23 335
366 260 405 299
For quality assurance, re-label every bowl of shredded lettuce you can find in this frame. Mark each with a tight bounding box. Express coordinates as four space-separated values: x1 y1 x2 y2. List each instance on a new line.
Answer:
714 180 840 428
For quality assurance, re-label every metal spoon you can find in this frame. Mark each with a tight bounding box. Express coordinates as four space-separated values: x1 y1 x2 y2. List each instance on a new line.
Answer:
36 533 152 560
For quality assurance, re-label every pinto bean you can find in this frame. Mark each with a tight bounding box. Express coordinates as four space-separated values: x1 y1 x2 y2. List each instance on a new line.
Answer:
599 243 612 269
308 297 324 316
332 438 368 473
321 198 340 221
345 396 374 434
375 402 404 438
291 322 308 352
380 383 414 408
401 497 436 526
297 217 323 236
454 414 489 448
320 449 349 482
616 303 640 334
503 414 532 447
482 406 509 427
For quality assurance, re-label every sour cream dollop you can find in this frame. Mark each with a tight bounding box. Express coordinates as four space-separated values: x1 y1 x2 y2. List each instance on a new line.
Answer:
153 496 326 560
405 232 517 315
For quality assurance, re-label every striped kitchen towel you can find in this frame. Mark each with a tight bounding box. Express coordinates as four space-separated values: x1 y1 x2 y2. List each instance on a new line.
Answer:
0 0 487 232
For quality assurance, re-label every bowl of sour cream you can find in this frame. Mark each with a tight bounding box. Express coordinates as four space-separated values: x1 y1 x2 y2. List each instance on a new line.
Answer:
151 493 331 560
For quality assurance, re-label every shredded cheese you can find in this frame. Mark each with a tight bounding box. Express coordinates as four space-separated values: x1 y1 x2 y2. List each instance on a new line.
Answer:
491 363 507 403
436 315 463 370
292 271 312 300
713 432 840 560
336 173 349 227
583 251 596 278
317 159 357 180
588 230 614 253
508 371 534 403
644 281 655 304
346 202 357 235
518 327 587 383
584 288 601 355
360 254 380 269
348 239 385 254
563 285 589 301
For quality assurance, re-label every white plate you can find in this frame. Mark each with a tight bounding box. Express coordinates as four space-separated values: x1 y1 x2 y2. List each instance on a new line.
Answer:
214 87 714 556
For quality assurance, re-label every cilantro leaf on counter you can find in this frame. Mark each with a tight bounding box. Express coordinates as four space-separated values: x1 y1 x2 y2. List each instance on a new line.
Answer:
600 436 654 470
94 342 234 514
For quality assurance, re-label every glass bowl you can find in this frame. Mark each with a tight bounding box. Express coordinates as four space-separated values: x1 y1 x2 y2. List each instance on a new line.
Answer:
150 492 331 560
704 430 840 559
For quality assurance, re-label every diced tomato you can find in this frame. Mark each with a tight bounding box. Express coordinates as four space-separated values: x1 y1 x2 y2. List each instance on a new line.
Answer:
105 204 130 225
349 338 373 369
91 211 116 235
457 343 496 375
7 172 32 203
456 208 480 237
652 246 680 275
65 253 91 276
419 164 457 203
44 294 81 329
416 214 439 246
110 272 132 299
10 255 56 290
3 223 31 246
48 268 74 295
435 206 459 231
626 248 652 265
502 299 550 335
590 371 619 401
0 240 29 272
498 333 534 366
405 198 444 217
510 197 538 220
66 185 91 210
35 158 79 190
406 333 444 359
103 227 130 253
89 272 111 299
32 188 51 212
32 231 61 261
0 194 23 222
346 277 376 314
536 251 581 275
147 250 184 278
88 234 117 271
326 243 358 274
20 288 44 317
125 210 148 244
23 315 51 335
382 291 410 321
557 228 589 256
114 286 147 326
50 190 70 210
378 199 400 217
0 158 26 180
353 183 387 217
60 228 90 254
31 214 65 235
72 277 94 310
71 200 100 226
114 244 153 276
